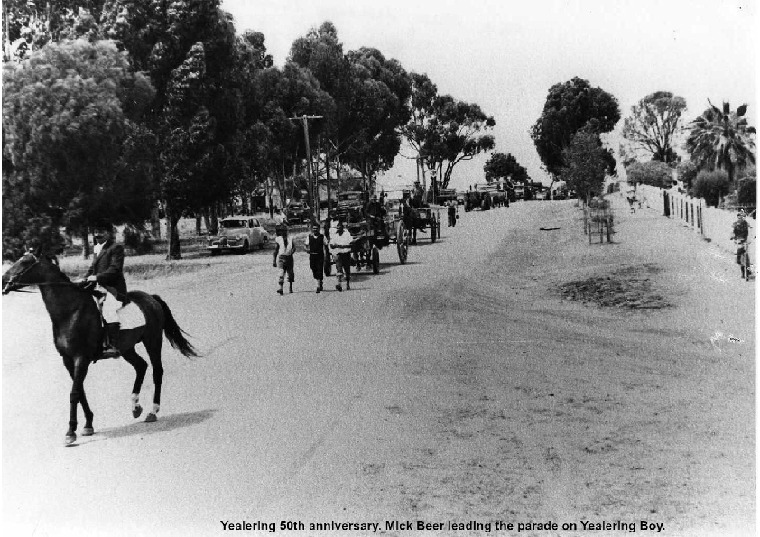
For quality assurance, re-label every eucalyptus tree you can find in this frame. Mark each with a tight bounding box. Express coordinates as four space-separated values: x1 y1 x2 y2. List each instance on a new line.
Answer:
532 77 620 176
342 47 412 189
246 62 335 208
685 100 756 183
399 72 438 181
2 39 155 259
2 0 106 60
423 96 496 190
484 152 529 184
622 91 687 164
100 0 244 259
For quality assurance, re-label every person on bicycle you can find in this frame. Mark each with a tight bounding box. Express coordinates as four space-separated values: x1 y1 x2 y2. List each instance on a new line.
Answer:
732 211 750 274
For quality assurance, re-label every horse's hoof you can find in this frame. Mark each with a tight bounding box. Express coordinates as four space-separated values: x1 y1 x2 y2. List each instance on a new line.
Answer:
145 413 157 423
82 427 94 436
132 404 143 419
64 433 77 445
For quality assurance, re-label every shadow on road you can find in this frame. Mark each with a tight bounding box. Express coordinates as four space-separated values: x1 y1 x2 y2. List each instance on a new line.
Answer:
99 409 217 440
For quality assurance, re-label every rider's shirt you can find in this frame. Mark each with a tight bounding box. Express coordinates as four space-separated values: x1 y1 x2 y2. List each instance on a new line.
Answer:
86 240 127 302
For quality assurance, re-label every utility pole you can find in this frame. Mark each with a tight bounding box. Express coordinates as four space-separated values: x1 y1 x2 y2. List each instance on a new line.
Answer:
290 115 323 221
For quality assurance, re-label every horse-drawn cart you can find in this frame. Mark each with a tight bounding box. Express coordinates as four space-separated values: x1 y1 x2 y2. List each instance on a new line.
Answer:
408 205 442 244
323 199 410 276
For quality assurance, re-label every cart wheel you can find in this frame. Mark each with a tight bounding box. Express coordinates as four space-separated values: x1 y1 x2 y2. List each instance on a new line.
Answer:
372 246 380 274
396 221 408 264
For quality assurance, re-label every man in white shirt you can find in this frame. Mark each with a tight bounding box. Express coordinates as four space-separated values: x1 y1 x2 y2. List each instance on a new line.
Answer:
272 225 295 294
329 221 353 291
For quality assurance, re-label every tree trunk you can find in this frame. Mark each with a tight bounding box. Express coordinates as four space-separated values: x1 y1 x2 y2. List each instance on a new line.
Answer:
81 227 90 260
203 207 212 236
164 201 182 260
195 214 202 236
326 152 332 216
210 203 219 236
151 205 162 239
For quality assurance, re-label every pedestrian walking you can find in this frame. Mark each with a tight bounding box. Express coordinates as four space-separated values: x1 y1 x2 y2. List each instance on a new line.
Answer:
272 225 295 295
329 220 353 291
448 201 457 227
304 222 326 293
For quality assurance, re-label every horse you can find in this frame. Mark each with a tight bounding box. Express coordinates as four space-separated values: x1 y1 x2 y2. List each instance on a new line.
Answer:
2 250 198 445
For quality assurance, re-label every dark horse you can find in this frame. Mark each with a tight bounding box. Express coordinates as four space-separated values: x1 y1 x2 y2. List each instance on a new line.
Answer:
2 251 198 445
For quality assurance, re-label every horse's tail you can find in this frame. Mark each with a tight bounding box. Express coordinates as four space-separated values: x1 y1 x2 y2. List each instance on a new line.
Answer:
153 294 199 358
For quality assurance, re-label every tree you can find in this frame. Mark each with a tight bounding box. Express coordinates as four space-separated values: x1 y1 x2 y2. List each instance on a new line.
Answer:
625 160 673 188
342 47 412 189
531 77 620 176
676 160 699 191
399 72 438 181
483 152 529 184
736 174 756 207
2 39 155 258
622 91 687 164
561 130 615 201
2 0 107 61
100 0 247 259
423 96 496 189
685 100 756 183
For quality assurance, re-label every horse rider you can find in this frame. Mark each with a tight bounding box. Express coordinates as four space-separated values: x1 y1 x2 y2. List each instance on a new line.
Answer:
80 222 128 359
365 194 387 237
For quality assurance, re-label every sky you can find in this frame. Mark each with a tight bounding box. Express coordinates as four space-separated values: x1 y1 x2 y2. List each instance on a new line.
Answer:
222 0 757 192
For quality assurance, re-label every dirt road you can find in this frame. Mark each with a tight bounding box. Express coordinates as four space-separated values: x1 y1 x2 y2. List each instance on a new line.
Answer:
2 199 754 536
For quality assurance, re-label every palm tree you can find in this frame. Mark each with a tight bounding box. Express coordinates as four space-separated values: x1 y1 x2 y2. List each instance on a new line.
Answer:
685 100 756 183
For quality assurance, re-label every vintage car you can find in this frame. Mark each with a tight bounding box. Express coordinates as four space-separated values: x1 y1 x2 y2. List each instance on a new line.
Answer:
208 216 270 255
284 203 312 224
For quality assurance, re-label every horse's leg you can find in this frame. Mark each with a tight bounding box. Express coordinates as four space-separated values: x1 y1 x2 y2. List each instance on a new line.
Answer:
145 337 164 423
62 355 95 437
65 356 90 445
121 345 148 419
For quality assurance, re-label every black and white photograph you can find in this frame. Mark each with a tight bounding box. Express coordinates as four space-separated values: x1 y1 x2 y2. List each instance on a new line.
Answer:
1 1 756 536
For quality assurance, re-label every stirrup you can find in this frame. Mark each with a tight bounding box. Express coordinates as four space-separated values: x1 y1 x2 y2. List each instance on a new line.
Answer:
100 346 121 359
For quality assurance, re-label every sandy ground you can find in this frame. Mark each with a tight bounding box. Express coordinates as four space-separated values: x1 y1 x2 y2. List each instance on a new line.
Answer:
1 197 754 537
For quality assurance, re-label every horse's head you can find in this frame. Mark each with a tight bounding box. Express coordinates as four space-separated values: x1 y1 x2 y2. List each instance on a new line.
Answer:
2 250 61 294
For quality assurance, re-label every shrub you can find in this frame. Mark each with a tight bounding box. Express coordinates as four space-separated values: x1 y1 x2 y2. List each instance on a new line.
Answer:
625 160 673 188
692 169 730 207
736 176 756 207
676 161 699 190
123 225 153 254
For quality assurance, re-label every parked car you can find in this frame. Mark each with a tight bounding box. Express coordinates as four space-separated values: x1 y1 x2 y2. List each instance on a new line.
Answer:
534 190 548 200
284 203 312 224
208 217 269 255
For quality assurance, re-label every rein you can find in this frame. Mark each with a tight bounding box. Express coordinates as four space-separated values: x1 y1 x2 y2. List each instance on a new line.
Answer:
4 253 93 294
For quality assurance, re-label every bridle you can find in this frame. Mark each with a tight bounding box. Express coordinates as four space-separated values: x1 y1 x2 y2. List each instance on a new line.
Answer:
3 252 79 294
3 252 42 293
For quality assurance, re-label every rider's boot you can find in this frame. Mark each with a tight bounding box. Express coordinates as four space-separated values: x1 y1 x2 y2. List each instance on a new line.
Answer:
101 322 122 359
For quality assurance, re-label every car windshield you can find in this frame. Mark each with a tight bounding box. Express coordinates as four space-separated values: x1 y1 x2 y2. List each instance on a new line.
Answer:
221 220 247 228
